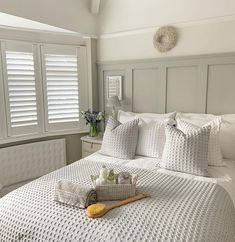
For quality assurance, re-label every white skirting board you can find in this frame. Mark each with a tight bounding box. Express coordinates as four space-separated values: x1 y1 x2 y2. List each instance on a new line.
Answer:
0 139 66 197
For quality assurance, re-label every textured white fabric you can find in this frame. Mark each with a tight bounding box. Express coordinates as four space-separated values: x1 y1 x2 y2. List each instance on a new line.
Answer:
136 119 169 158
0 159 234 242
161 124 211 176
87 152 235 206
100 117 139 159
176 112 223 166
90 152 161 170
220 114 235 160
118 110 175 157
118 110 175 123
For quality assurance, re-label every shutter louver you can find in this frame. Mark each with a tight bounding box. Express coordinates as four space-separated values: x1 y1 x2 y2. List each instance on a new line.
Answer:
44 54 79 124
5 51 38 128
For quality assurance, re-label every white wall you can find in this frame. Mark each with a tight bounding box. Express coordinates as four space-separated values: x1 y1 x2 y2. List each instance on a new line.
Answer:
98 20 235 61
97 0 235 61
0 0 97 36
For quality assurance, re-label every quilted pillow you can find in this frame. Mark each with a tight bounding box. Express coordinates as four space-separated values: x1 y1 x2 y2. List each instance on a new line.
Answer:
161 124 211 176
100 117 139 159
176 113 223 166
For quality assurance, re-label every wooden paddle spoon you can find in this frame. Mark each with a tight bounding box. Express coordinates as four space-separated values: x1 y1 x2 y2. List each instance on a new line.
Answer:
86 193 148 219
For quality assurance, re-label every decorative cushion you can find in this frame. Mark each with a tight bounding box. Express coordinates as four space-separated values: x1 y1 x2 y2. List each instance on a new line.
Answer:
220 114 235 160
100 117 139 159
176 113 223 166
161 123 211 176
118 110 176 158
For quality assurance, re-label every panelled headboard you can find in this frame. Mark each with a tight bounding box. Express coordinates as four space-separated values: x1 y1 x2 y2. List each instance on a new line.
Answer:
98 53 235 115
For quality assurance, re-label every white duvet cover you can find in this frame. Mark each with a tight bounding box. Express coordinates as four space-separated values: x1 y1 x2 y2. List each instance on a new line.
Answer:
0 158 235 242
86 152 235 205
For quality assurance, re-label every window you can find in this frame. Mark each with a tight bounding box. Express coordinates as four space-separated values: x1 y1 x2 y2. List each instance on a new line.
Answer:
41 45 81 131
0 41 88 142
44 53 79 124
1 42 41 136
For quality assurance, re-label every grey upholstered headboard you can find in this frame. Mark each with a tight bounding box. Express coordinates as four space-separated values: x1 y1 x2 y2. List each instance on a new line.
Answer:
98 53 235 115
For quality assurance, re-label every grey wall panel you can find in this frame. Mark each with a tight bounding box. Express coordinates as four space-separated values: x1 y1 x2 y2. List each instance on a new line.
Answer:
98 52 235 115
132 68 165 113
166 66 206 113
207 64 235 114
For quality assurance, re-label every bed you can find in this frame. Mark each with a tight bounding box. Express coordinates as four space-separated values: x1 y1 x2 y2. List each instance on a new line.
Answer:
0 153 235 242
87 152 235 206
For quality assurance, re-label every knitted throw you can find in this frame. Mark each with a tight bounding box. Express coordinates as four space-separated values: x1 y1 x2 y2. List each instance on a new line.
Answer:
0 159 234 242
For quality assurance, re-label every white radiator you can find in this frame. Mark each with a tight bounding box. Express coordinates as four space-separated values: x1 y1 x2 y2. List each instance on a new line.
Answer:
0 139 66 196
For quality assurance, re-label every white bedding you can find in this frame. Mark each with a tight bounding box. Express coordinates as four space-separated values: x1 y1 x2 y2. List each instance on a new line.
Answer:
0 158 234 241
86 152 235 205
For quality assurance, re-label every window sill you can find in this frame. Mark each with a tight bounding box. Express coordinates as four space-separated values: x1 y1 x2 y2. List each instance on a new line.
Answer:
0 128 89 146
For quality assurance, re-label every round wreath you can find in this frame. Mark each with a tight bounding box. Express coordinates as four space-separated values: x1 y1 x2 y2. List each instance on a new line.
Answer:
153 26 177 52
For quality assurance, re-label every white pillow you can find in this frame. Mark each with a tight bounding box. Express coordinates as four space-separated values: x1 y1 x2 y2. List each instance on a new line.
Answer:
220 114 235 160
176 113 223 166
118 110 176 123
161 123 211 176
117 111 176 158
136 119 169 158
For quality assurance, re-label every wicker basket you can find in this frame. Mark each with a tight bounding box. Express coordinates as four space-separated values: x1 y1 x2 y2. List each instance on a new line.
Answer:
91 174 138 201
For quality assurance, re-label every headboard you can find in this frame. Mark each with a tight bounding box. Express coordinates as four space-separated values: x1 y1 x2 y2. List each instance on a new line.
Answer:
98 53 235 115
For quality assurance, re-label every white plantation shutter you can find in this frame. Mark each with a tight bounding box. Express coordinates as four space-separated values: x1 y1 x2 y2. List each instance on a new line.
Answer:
42 45 88 131
45 53 79 124
1 42 42 136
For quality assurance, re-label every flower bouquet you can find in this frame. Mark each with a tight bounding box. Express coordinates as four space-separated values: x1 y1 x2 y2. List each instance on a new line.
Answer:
81 110 104 137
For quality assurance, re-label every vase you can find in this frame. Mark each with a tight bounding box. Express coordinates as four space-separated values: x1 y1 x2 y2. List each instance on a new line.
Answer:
89 123 99 137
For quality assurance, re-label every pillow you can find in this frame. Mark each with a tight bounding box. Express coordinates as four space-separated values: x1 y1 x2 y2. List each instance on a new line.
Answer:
135 118 170 158
176 113 223 166
161 123 211 176
117 110 176 158
100 117 139 159
220 114 235 160
118 110 175 123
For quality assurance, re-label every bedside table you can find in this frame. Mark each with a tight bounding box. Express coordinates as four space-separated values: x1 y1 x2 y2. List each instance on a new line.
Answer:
81 135 103 158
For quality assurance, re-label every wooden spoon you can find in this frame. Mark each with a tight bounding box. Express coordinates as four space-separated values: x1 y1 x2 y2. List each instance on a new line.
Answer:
86 193 148 219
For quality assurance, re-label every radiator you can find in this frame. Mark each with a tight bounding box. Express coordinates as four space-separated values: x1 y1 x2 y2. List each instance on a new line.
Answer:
0 139 66 195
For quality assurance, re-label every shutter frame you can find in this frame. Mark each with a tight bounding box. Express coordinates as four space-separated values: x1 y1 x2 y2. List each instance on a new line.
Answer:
1 41 42 136
41 44 86 132
0 42 7 139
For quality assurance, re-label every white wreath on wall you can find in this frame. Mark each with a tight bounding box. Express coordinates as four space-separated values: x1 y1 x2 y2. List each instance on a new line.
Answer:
153 26 177 52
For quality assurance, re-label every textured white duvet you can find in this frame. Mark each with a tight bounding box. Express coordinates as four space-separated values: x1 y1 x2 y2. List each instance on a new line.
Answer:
0 157 235 241
87 152 235 206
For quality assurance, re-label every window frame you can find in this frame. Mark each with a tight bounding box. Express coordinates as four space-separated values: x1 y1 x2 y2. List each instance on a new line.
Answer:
0 42 7 140
0 39 90 143
1 41 43 137
40 44 89 132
